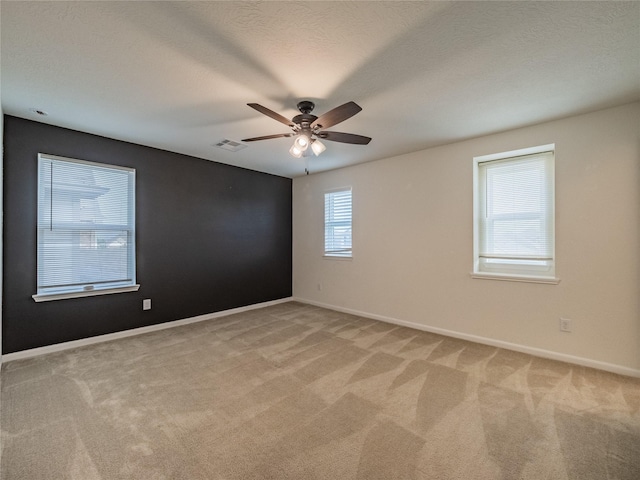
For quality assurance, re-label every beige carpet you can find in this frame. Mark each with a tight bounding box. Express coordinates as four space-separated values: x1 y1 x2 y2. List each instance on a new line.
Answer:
2 301 639 479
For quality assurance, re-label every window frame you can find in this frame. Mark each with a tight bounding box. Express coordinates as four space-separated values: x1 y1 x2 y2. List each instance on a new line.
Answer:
324 187 353 259
32 153 140 302
472 144 559 284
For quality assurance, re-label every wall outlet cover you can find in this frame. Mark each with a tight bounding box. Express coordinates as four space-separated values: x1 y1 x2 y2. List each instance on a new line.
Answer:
560 318 572 332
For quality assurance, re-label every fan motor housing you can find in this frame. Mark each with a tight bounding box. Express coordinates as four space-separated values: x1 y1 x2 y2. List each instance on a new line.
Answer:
292 113 317 127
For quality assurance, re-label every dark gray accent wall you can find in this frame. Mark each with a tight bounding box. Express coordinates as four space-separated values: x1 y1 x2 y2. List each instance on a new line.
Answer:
2 116 292 353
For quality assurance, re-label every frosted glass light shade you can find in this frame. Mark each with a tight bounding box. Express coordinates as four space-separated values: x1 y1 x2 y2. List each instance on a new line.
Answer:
289 144 303 158
294 135 310 150
311 140 326 156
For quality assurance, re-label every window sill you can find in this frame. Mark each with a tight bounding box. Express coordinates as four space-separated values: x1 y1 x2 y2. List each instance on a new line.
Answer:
32 284 140 302
323 255 352 261
470 272 559 285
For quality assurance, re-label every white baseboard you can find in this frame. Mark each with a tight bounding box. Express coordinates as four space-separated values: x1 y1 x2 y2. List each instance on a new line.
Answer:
6 296 638 378
1 297 293 363
294 297 640 379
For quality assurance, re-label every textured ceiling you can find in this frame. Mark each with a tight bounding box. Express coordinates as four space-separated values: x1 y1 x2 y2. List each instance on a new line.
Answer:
2 1 639 178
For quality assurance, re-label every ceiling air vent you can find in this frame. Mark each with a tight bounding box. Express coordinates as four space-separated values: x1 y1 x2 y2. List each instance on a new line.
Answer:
212 139 247 152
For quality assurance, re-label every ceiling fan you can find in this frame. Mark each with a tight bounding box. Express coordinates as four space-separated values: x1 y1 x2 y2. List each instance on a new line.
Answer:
242 100 371 158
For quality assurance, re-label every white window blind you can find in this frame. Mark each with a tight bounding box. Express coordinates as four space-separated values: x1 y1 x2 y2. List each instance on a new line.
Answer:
324 188 352 257
475 148 555 279
35 154 137 300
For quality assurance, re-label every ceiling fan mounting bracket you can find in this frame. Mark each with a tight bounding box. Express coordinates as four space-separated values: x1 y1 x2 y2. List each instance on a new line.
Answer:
296 101 315 114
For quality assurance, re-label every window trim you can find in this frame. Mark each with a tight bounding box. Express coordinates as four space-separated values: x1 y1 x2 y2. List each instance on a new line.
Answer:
324 187 353 259
472 144 559 284
32 153 139 302
32 285 140 303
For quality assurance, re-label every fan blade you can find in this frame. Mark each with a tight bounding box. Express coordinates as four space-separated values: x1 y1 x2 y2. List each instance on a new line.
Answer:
311 101 362 129
247 103 294 127
318 131 371 145
241 133 294 142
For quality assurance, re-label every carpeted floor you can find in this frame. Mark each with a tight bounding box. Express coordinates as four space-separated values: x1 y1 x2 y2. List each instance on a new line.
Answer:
1 301 639 479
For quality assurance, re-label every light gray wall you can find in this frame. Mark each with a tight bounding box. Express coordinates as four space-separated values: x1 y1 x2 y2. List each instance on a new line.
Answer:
293 102 640 375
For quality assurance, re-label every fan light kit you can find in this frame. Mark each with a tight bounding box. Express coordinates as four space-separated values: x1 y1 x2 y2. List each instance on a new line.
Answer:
242 100 371 159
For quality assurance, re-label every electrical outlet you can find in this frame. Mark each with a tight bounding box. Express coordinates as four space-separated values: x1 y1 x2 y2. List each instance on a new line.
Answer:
559 318 572 332
143 299 151 311
317 283 322 291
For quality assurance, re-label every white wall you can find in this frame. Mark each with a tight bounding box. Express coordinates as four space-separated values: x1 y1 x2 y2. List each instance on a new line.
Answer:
293 102 640 376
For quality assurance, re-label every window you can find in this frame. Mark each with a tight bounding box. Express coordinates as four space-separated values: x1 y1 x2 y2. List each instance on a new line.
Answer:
473 145 557 282
324 188 352 258
33 154 139 302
